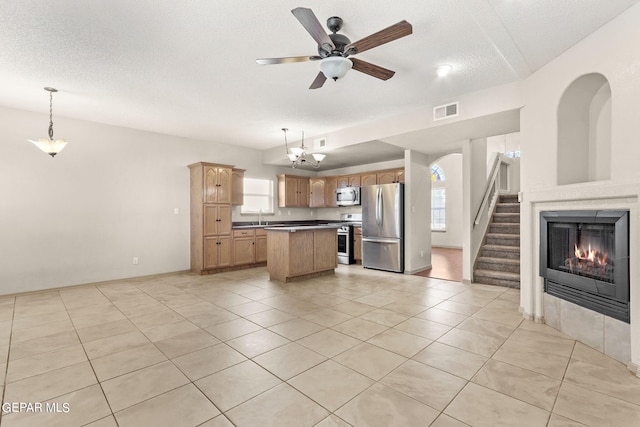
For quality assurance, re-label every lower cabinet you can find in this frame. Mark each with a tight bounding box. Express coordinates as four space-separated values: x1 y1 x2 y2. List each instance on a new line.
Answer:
232 228 268 266
204 236 232 269
255 229 268 263
354 226 362 262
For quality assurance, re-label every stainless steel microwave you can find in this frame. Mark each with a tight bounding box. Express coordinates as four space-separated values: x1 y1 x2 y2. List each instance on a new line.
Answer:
336 187 361 206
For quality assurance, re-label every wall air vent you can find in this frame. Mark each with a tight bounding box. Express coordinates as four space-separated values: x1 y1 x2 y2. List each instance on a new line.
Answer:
314 137 327 150
433 102 459 121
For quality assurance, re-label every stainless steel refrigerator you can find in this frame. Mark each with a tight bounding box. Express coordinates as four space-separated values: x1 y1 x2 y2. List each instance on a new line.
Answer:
361 183 404 272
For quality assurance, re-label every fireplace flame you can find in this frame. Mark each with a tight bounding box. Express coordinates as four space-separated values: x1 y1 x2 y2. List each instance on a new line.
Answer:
573 243 608 267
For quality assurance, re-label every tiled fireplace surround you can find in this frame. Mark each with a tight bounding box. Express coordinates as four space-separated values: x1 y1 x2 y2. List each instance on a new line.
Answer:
521 182 639 373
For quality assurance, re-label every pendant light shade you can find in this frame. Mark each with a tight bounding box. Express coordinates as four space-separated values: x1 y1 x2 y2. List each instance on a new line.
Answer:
27 87 69 157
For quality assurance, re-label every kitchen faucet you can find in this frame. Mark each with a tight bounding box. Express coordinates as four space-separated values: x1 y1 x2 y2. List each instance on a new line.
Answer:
258 209 262 226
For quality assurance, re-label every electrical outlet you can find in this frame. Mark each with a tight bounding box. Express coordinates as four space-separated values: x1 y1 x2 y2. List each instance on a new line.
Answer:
288 210 291 216
174 208 179 215
420 251 424 258
132 257 139 265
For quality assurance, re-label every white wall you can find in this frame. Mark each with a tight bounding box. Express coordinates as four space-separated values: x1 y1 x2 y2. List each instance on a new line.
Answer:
0 106 308 295
519 3 640 368
431 153 463 248
404 150 431 274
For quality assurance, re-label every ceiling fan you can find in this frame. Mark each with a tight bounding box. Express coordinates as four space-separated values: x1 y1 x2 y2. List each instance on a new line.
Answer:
256 7 412 89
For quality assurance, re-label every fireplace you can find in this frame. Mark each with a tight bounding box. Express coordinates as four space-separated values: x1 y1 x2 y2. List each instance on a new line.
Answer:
540 210 630 323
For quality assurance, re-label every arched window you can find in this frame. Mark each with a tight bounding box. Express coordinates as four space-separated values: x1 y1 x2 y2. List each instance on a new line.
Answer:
431 164 446 230
431 164 445 182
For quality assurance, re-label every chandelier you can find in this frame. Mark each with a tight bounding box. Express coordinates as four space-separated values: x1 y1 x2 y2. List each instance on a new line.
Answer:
282 128 326 169
27 87 69 158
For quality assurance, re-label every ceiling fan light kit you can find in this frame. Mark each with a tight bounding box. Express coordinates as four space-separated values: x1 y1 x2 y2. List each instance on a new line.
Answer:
27 87 69 158
256 7 412 89
319 56 352 80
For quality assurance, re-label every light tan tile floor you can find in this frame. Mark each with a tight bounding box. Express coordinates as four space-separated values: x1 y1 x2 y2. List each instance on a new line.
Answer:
0 264 639 426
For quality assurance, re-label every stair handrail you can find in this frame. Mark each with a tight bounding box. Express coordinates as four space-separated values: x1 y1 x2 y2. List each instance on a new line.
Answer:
474 153 510 227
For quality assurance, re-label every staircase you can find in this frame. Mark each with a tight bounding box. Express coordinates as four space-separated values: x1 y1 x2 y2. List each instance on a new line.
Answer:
474 194 520 288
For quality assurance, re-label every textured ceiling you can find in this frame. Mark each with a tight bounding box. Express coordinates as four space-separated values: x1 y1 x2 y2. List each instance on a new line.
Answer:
0 0 637 153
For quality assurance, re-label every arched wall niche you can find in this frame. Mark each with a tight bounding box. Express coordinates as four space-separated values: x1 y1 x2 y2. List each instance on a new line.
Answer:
557 73 611 185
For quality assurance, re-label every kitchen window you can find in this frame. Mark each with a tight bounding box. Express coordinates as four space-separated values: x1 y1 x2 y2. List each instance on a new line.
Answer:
241 178 274 214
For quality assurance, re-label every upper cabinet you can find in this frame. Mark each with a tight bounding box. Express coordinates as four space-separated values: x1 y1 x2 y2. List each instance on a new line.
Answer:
338 174 361 188
377 168 404 184
204 164 233 204
231 168 245 205
309 178 326 208
360 172 377 187
277 174 310 207
324 176 338 208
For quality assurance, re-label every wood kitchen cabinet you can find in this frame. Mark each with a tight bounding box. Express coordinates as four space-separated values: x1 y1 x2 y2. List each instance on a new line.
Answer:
360 173 377 187
377 168 404 184
354 226 362 262
309 178 326 208
232 229 255 266
189 162 235 274
324 176 338 207
231 168 245 205
204 165 232 204
255 229 268 263
204 236 232 269
277 174 310 207
204 205 231 236
338 174 361 188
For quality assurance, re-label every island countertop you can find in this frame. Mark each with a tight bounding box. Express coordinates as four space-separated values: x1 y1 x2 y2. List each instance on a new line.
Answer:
264 224 342 232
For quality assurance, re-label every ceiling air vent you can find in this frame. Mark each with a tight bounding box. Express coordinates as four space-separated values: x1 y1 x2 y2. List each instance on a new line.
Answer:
433 102 459 121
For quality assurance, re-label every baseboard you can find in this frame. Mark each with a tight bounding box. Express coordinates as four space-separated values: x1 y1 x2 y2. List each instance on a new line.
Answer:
406 264 432 274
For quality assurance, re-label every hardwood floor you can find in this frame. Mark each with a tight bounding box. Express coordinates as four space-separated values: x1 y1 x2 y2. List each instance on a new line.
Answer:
415 247 463 282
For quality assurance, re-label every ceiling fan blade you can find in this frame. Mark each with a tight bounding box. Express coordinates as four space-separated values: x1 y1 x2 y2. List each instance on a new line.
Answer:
256 56 321 65
345 20 412 55
309 72 327 89
350 58 395 80
291 7 335 53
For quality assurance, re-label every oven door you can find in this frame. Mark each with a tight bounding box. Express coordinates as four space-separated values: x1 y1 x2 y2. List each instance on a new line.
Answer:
337 231 352 264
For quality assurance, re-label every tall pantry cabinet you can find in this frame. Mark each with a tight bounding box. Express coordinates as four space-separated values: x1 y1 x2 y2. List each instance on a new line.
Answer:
189 162 234 274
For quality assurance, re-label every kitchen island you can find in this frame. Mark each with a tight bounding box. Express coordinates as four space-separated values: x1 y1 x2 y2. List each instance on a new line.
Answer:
266 225 340 282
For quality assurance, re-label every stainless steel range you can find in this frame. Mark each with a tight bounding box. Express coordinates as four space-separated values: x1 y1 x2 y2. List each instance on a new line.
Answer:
337 213 362 265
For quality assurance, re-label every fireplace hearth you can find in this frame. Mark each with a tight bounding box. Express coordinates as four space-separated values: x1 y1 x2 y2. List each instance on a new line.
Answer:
540 210 630 323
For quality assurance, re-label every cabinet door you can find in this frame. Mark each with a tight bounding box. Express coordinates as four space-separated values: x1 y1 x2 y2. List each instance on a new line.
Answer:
324 177 338 207
218 205 232 235
309 178 326 208
216 168 232 204
337 176 350 188
354 229 362 261
231 169 244 205
297 177 310 207
218 236 232 268
233 237 255 265
204 167 218 203
348 175 361 187
377 170 396 184
204 237 220 269
285 176 299 207
361 173 377 187
255 235 268 263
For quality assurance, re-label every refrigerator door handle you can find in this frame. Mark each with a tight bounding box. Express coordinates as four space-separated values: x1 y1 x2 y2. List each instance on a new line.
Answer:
376 186 382 227
362 237 400 244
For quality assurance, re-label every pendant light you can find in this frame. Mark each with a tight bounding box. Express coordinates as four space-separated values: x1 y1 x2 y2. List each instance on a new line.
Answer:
283 128 326 169
27 87 69 157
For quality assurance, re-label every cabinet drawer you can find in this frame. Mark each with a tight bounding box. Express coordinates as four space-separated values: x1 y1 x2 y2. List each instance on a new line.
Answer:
255 228 267 236
354 227 362 236
233 229 255 238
